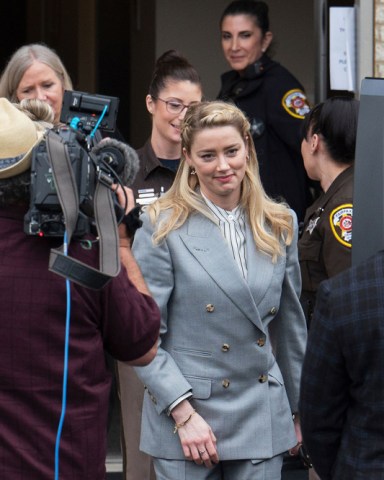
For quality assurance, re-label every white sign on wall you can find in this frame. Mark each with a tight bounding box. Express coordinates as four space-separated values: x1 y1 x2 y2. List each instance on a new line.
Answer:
329 7 356 92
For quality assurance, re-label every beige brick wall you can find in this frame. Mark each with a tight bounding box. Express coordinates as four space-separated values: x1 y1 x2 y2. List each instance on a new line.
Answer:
375 0 384 76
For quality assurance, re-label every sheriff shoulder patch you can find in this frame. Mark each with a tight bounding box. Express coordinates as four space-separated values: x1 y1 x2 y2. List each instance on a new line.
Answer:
282 89 311 119
329 203 353 248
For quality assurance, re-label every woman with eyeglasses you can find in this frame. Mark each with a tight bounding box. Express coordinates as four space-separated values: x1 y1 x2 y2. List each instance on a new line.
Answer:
118 50 203 480
130 50 203 207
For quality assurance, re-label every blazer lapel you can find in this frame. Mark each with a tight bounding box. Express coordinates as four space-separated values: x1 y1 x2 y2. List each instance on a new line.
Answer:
245 222 275 306
179 214 265 332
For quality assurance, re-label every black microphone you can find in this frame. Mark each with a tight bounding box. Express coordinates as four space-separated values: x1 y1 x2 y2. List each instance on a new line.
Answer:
90 137 139 186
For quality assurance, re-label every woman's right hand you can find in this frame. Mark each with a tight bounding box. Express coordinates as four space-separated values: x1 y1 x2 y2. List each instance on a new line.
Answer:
171 400 219 468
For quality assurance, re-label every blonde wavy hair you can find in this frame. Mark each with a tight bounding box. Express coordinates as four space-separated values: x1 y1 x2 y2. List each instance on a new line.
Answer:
14 98 54 130
147 100 293 260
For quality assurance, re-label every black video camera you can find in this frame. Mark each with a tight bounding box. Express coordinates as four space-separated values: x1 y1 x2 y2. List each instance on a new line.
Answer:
24 90 124 238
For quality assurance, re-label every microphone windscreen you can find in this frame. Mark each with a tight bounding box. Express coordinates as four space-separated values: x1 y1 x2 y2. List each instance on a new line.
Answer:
91 137 139 186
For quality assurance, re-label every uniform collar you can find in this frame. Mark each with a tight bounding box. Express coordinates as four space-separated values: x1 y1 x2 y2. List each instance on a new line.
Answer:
220 55 275 99
322 165 354 202
140 139 179 179
140 140 160 177
242 54 273 80
304 166 354 220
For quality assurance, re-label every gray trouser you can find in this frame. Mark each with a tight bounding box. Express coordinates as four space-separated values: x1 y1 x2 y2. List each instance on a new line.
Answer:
154 454 284 480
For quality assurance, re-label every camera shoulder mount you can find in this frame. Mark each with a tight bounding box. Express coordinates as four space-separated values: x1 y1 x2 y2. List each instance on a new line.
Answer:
46 129 120 289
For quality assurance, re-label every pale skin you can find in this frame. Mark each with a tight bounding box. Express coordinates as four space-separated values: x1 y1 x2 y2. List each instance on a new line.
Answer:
184 125 248 211
221 14 273 75
146 79 202 159
171 400 219 467
16 61 64 124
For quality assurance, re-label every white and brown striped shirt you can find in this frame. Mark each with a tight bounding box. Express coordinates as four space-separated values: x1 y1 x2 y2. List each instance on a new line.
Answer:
202 194 248 279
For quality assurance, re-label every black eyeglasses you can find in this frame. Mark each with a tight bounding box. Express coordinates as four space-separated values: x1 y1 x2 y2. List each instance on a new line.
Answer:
152 96 195 114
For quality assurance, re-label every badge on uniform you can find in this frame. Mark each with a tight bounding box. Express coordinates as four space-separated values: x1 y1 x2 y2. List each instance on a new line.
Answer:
136 187 164 206
306 216 320 235
330 203 353 247
282 89 311 119
250 117 265 138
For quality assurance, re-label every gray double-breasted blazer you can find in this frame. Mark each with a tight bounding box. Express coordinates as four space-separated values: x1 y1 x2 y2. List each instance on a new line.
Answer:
133 209 307 461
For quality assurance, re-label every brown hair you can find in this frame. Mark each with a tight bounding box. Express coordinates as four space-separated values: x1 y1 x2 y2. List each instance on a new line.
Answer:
148 49 202 99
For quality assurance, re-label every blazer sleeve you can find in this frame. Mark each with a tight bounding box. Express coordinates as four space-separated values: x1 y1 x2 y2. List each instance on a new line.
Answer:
132 213 192 414
299 280 349 479
268 213 308 411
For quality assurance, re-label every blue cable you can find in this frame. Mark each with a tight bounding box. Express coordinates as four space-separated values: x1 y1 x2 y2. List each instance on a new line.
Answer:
53 103 107 477
54 232 71 480
90 105 108 139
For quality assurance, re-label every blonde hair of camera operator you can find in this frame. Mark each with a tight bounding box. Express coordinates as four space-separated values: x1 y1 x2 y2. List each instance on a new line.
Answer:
0 98 53 179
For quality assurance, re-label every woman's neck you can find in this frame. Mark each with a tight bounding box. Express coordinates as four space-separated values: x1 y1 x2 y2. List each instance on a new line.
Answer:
151 133 181 160
320 161 351 193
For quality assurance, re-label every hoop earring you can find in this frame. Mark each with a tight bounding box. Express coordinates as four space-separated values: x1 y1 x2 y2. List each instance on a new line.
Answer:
190 168 196 175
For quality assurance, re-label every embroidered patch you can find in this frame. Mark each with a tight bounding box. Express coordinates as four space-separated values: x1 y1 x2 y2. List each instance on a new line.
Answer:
282 89 311 119
329 203 353 247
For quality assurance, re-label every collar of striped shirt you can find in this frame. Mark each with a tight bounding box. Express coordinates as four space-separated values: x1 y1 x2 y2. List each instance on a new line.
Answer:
201 192 248 278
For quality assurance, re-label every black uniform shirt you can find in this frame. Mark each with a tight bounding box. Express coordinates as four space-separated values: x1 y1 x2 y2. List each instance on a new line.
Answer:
131 140 177 206
298 166 354 324
218 54 313 222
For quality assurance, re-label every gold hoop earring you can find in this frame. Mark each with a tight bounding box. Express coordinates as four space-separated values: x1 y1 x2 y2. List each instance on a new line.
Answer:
190 168 196 175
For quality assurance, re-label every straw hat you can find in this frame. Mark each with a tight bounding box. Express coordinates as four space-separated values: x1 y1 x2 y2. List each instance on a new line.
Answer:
0 98 44 179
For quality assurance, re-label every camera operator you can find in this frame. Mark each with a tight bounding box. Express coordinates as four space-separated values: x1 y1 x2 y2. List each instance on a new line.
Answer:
0 98 160 480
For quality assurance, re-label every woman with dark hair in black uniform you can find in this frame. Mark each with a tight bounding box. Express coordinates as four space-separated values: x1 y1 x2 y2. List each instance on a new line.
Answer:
131 50 203 207
299 96 359 328
218 0 313 222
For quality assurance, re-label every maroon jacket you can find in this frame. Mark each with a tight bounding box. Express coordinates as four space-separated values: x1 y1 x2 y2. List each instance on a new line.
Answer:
0 206 160 479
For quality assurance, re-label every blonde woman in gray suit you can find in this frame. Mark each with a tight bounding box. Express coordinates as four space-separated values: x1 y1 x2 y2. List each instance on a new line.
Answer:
132 101 307 480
